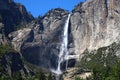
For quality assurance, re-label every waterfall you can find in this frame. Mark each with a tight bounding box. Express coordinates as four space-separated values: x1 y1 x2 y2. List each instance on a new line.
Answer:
51 14 71 75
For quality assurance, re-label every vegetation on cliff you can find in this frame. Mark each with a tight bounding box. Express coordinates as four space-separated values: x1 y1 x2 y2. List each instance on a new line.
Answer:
0 45 17 80
0 45 53 80
75 42 120 80
0 45 16 55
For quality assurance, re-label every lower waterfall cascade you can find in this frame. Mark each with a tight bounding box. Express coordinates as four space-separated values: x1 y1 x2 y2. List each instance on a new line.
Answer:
51 14 71 75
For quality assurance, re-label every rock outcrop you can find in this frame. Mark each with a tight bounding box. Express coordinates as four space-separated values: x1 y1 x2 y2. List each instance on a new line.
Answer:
9 8 69 69
0 0 34 35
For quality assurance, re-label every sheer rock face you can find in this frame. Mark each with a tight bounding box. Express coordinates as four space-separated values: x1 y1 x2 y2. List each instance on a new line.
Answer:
71 0 120 56
9 8 69 69
9 28 32 51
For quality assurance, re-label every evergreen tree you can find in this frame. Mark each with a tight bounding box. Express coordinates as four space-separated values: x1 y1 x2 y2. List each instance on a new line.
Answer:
48 73 52 80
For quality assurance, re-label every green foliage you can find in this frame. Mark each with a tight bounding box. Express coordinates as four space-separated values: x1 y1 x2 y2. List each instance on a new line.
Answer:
105 77 116 80
76 42 120 70
0 69 52 80
87 60 120 80
75 76 84 80
76 42 120 80
48 73 52 80
0 45 17 80
13 25 23 31
0 45 16 56
35 71 46 80
0 75 9 80
12 71 23 80
24 74 36 80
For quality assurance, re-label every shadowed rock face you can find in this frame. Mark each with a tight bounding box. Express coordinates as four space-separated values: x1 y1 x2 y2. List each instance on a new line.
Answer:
8 0 120 71
1 52 29 77
0 0 34 35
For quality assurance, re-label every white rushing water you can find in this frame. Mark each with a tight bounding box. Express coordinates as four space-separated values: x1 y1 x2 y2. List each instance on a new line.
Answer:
51 14 71 75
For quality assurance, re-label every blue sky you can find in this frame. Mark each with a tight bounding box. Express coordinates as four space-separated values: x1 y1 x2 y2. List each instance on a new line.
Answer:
14 0 85 17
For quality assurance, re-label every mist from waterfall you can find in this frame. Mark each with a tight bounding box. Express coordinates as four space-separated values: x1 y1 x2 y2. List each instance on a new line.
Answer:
51 14 71 75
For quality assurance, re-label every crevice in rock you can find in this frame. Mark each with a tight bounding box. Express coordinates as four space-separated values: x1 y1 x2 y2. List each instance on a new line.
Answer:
105 0 108 18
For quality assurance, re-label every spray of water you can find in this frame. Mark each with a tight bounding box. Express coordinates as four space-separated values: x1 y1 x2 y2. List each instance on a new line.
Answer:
51 14 71 75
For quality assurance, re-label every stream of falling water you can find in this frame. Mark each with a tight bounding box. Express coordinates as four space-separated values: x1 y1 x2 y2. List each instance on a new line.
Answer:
51 14 71 75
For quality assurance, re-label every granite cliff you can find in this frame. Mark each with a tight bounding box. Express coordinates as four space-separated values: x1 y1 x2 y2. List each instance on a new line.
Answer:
0 0 120 79
8 0 120 71
9 8 69 70
71 0 120 56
